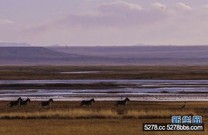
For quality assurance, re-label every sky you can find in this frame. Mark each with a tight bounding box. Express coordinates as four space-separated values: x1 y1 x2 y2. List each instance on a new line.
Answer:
1 0 208 46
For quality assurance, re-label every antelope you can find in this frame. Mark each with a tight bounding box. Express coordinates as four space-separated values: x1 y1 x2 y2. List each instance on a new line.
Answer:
40 99 54 107
80 98 95 106
20 98 31 106
8 97 23 107
116 98 130 106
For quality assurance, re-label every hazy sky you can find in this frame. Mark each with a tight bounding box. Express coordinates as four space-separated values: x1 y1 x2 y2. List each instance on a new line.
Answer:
1 0 208 46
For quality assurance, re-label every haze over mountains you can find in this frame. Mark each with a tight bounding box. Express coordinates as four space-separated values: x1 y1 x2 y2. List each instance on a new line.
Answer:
0 42 30 47
0 43 208 65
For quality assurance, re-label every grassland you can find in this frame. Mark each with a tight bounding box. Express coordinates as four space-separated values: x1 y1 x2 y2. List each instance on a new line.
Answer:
0 101 207 135
0 65 208 80
0 101 205 118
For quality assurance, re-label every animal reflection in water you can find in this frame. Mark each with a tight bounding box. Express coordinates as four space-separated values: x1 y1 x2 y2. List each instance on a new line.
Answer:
8 97 23 107
116 98 130 106
80 98 95 106
40 99 54 107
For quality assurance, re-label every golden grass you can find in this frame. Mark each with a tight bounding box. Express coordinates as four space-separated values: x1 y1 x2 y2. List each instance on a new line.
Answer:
0 109 117 119
0 109 196 119
124 110 196 118
0 101 206 135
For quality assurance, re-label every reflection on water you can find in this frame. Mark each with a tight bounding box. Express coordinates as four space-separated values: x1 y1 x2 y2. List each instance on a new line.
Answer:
0 80 208 101
1 79 208 85
60 71 100 74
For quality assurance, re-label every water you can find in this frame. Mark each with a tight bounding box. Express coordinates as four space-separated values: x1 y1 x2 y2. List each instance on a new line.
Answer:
0 80 208 101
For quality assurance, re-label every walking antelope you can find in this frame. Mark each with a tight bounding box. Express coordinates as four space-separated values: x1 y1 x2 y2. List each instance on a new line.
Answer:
40 99 54 107
116 98 130 106
8 97 22 107
80 98 95 106
20 98 31 106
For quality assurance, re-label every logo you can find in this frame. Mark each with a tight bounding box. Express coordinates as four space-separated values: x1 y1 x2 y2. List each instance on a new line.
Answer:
171 115 202 124
143 115 204 131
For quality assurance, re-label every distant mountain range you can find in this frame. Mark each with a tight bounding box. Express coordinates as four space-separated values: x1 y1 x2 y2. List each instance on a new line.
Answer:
1 45 208 65
0 42 30 47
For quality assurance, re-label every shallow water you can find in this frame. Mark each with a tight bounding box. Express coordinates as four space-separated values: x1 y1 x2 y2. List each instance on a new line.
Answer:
0 80 208 101
1 79 208 85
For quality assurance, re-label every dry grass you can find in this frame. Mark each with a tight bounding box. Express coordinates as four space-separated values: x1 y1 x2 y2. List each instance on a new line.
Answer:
0 109 117 119
0 101 207 135
0 109 196 119
0 101 205 119
124 110 196 118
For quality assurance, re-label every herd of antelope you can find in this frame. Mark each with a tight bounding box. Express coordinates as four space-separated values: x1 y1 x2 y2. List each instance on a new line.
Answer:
7 97 130 107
